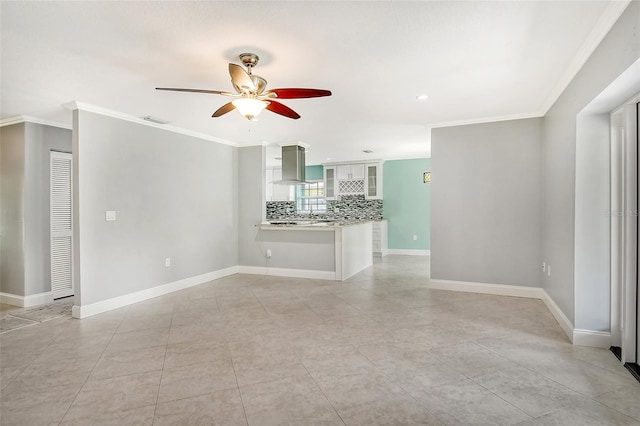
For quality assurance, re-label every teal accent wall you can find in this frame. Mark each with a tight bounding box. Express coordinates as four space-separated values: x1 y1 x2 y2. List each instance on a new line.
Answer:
305 165 324 181
383 159 430 250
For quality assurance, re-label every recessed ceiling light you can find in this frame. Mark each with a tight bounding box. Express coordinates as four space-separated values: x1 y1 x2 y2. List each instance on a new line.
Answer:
362 149 374 154
416 94 429 101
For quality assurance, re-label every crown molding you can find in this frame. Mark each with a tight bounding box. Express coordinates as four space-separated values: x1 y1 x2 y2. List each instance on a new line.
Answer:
428 111 542 129
539 0 632 115
64 101 239 147
429 0 632 129
0 115 71 129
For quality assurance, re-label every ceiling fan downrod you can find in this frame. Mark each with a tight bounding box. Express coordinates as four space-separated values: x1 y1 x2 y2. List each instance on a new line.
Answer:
239 53 259 74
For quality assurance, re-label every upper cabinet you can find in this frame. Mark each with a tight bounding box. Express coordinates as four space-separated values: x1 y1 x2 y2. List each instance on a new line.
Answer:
324 166 336 200
324 161 383 200
337 164 365 180
365 163 383 199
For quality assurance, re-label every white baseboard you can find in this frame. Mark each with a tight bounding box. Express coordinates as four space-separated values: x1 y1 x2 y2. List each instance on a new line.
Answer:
429 279 544 299
387 249 430 256
72 266 238 319
238 266 336 281
0 291 54 308
538 289 575 343
429 278 576 344
573 329 611 348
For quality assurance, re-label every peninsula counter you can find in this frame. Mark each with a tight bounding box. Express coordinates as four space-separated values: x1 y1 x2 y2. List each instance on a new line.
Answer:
253 221 373 281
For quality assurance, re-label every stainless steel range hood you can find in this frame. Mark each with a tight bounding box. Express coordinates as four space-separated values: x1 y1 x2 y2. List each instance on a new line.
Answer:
274 145 307 185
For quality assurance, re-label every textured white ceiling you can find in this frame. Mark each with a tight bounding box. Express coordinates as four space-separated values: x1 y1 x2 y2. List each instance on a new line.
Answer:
0 1 629 166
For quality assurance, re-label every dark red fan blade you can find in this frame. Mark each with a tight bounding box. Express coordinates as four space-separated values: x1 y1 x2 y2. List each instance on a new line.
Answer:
156 87 230 95
266 101 300 119
266 88 332 99
212 102 236 117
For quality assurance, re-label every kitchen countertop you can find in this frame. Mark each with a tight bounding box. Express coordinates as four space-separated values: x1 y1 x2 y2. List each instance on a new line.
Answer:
257 219 380 231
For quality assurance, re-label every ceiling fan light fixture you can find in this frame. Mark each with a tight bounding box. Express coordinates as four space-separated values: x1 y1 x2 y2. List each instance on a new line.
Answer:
156 52 331 120
232 98 268 120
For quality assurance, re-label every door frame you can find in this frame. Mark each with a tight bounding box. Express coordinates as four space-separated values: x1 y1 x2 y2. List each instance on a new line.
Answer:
50 150 74 299
610 99 638 366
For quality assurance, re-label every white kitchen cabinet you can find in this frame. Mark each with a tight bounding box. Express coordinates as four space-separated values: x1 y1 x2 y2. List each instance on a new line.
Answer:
324 160 384 198
267 168 294 201
365 163 383 199
372 220 388 257
337 164 365 180
324 166 337 200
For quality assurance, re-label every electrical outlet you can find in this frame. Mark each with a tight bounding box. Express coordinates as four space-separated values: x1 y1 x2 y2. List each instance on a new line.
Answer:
165 258 171 267
105 210 117 221
266 249 272 258
412 235 418 241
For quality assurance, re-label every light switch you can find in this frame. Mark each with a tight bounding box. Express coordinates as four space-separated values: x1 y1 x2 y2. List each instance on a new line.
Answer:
105 210 117 221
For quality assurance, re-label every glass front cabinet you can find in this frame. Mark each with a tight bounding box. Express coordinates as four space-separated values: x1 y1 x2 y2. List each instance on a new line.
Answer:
365 163 383 199
324 166 336 200
323 161 383 200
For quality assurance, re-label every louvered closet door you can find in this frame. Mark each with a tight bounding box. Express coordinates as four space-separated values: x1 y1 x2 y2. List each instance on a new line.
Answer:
50 151 73 299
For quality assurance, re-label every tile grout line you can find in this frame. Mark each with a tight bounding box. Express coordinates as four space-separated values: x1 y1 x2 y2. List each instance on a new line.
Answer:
151 303 176 425
57 315 122 424
291 343 347 426
0 308 74 392
472 378 534 422
474 355 638 422
228 343 251 426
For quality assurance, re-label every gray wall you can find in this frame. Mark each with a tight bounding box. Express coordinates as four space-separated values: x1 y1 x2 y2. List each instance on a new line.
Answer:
0 122 71 297
237 146 337 270
252 230 336 271
74 110 238 306
23 123 72 296
237 145 267 267
574 113 610 331
542 1 640 324
0 123 26 296
431 118 542 287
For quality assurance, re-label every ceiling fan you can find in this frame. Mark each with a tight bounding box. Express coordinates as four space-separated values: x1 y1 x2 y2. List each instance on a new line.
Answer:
156 53 331 120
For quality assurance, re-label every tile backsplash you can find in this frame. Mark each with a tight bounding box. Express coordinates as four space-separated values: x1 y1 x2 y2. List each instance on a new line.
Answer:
266 195 383 220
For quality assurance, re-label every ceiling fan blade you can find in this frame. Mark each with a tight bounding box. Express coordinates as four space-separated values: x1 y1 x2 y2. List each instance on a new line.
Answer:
156 87 235 96
229 63 256 93
212 102 236 117
264 88 332 99
265 101 301 119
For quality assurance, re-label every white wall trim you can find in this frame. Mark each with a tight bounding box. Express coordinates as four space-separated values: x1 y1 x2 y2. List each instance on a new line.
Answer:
0 115 72 130
539 288 575 343
426 2 629 131
0 291 54 308
573 329 612 348
72 266 238 319
238 265 336 281
540 0 632 115
388 249 431 256
63 101 239 147
429 279 544 298
429 112 542 129
429 279 577 344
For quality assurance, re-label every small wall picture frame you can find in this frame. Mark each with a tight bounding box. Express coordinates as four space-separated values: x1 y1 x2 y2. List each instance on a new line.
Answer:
423 171 431 183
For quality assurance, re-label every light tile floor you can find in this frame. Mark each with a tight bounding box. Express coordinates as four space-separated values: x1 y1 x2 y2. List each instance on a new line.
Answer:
1 255 639 425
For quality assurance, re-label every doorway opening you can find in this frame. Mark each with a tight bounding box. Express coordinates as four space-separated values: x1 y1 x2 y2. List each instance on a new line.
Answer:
610 99 639 382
